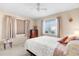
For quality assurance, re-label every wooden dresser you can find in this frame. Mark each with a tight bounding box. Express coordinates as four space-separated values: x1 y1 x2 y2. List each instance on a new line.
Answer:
30 29 38 38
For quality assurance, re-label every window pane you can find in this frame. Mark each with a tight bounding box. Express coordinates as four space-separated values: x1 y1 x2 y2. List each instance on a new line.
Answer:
43 19 58 37
17 19 25 34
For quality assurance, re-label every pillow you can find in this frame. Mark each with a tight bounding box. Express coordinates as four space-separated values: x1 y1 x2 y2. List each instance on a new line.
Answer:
58 36 68 44
64 35 76 44
75 35 79 40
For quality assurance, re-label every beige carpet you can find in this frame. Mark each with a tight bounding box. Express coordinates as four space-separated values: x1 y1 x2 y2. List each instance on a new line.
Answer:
0 37 31 56
0 44 31 56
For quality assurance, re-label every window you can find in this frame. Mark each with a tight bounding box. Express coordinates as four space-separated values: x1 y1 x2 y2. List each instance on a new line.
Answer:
17 19 25 34
42 19 59 37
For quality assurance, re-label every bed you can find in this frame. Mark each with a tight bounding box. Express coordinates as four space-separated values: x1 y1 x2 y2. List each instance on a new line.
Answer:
66 40 79 56
25 36 67 56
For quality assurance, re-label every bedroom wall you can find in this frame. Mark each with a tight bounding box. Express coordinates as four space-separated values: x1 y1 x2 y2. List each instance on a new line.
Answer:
35 8 79 37
0 11 34 41
0 12 4 41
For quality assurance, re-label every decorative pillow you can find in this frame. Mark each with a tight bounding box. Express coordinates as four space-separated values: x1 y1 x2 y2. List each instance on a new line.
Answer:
64 35 76 44
58 36 68 44
75 35 79 40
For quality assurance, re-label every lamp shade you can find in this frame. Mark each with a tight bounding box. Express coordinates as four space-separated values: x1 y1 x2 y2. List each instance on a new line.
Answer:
74 31 79 36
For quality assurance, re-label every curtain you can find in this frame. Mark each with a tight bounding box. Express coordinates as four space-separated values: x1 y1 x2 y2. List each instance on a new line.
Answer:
25 20 30 38
2 15 15 40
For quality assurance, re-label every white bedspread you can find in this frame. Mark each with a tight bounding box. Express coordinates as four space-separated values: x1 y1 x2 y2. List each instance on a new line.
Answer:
66 40 79 56
25 36 61 56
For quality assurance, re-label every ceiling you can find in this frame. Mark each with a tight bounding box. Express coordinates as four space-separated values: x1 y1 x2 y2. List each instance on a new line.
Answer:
0 3 79 18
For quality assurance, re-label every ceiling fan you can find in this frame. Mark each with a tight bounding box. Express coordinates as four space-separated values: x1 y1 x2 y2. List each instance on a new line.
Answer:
35 3 47 11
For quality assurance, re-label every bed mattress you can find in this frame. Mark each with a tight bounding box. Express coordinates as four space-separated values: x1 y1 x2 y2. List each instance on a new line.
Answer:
25 36 64 56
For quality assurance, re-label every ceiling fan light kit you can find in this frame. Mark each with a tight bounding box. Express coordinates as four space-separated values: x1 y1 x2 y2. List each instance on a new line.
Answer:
36 3 47 11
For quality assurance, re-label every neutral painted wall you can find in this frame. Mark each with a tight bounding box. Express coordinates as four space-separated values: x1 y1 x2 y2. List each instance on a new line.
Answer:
35 8 79 37
0 12 4 41
0 8 79 41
